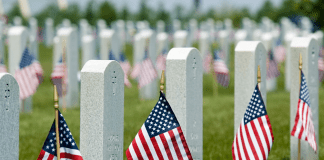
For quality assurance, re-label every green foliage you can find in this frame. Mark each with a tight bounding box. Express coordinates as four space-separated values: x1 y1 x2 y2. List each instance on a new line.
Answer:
256 0 278 22
7 2 28 25
119 5 130 20
137 0 150 21
84 0 96 26
97 1 117 26
156 2 170 24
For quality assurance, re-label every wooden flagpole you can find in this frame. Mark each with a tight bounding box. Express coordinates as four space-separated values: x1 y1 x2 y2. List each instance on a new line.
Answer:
257 65 261 89
298 53 302 160
54 85 60 160
160 70 165 93
62 39 67 112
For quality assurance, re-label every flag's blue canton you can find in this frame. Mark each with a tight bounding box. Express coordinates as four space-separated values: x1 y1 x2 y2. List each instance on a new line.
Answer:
213 49 222 60
162 49 168 55
19 48 34 69
300 71 310 106
144 92 180 138
41 110 79 156
0 58 4 64
144 48 149 59
120 52 126 62
276 38 282 46
268 50 274 60
244 85 267 125
109 50 116 60
58 56 63 63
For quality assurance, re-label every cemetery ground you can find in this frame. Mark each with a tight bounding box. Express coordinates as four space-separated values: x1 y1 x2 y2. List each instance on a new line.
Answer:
17 44 324 159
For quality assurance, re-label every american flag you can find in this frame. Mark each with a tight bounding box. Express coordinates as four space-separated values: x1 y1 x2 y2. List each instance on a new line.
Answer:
51 56 67 97
29 52 44 84
109 50 116 60
213 50 230 87
203 52 212 73
126 92 193 160
232 85 274 160
266 50 280 80
274 39 286 63
14 48 39 99
138 53 157 88
291 71 317 152
120 53 132 88
0 58 7 73
37 110 83 160
131 63 141 79
156 49 168 71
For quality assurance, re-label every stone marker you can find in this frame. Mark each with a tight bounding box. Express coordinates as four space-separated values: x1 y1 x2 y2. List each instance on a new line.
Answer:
139 30 158 100
8 26 32 112
219 30 230 67
116 20 126 48
126 21 135 43
45 18 54 46
199 31 210 58
29 17 38 58
0 21 4 60
234 41 267 134
284 32 298 91
62 19 71 28
100 29 120 60
80 60 124 160
82 35 95 66
157 20 165 33
0 73 19 160
13 16 22 26
261 32 277 91
166 48 203 160
52 36 61 69
290 37 319 160
57 27 79 107
173 19 181 32
174 30 188 47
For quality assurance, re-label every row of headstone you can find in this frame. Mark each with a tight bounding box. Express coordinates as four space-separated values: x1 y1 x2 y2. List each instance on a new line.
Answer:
0 48 203 159
235 37 319 159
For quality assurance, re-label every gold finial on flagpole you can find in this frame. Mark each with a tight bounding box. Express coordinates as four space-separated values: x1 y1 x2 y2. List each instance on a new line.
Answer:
54 85 60 160
160 70 165 93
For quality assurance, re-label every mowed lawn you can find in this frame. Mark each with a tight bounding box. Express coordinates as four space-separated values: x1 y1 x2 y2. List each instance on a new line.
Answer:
18 43 324 159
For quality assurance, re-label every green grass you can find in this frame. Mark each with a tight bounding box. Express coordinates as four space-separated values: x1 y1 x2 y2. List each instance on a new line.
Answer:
18 43 324 159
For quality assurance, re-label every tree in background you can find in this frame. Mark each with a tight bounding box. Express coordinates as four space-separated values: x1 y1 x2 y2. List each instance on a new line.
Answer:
137 0 150 21
7 2 28 25
60 3 81 24
255 0 278 22
156 2 170 24
98 1 117 26
84 0 96 26
120 5 130 20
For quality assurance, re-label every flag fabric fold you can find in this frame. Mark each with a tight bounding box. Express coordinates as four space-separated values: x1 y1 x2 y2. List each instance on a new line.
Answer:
51 56 67 97
0 58 7 73
291 71 317 152
37 110 83 160
120 53 132 88
126 91 193 160
274 39 286 63
14 48 39 99
156 49 168 71
213 50 230 87
203 52 212 73
232 85 274 160
266 50 280 80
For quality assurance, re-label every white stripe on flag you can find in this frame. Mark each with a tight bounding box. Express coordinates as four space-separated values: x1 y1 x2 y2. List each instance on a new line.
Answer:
247 123 263 160
254 119 269 158
155 135 169 159
135 132 149 159
241 121 254 159
261 116 273 147
141 125 159 159
164 132 178 160
41 152 50 160
128 143 138 160
237 122 246 159
173 128 188 160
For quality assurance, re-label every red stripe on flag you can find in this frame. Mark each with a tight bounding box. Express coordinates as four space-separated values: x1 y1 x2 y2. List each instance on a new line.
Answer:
37 150 45 160
235 133 242 160
177 127 192 159
168 130 183 160
251 120 266 160
239 125 249 159
132 138 144 160
159 133 173 159
258 117 271 153
138 129 153 160
48 154 54 160
298 103 306 139
244 125 259 160
126 149 133 160
60 152 83 160
150 137 164 160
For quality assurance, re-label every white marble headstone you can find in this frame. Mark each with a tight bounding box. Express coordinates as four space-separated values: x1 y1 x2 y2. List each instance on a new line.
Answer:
57 27 79 107
8 26 32 112
45 18 54 46
290 37 319 160
100 29 120 60
284 32 298 91
166 48 203 160
234 41 267 134
82 35 95 66
0 73 19 160
174 30 188 47
80 60 124 160
261 32 277 91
